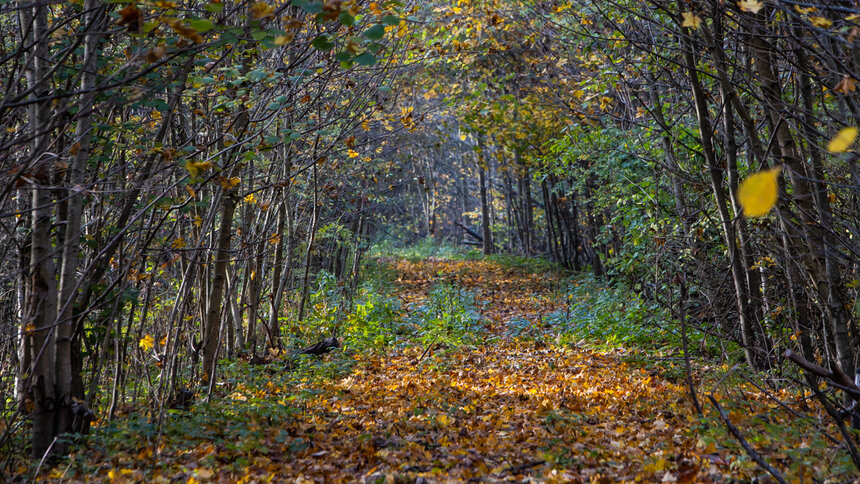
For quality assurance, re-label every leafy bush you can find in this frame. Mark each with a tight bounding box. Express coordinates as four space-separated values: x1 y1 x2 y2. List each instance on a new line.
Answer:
408 282 484 348
342 281 402 352
551 274 712 356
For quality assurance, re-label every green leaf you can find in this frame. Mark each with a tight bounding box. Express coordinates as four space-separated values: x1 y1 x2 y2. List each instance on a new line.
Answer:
382 15 400 25
188 18 215 32
338 12 355 26
205 1 224 13
335 51 352 62
311 34 334 50
267 101 281 111
363 24 385 40
291 0 322 14
355 52 376 66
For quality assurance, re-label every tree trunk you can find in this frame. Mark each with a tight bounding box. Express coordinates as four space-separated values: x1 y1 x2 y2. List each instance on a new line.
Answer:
478 162 494 255
202 186 238 385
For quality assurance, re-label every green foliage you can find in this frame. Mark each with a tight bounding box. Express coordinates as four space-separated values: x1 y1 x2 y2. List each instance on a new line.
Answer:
551 274 712 356
409 282 483 349
342 281 402 352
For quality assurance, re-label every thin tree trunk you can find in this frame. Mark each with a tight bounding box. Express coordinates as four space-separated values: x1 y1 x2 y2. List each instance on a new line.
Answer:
681 13 767 369
202 184 238 384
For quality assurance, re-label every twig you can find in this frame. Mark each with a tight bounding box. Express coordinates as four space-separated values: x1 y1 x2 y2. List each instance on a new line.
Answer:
707 394 786 484
32 437 57 482
415 334 440 365
503 459 545 474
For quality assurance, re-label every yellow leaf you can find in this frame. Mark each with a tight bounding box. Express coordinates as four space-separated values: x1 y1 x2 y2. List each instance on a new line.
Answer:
827 127 858 153
681 12 702 29
139 335 155 352
274 33 294 45
348 149 360 158
250 2 274 19
737 166 782 218
810 16 832 28
185 160 212 177
244 193 257 204
737 0 764 14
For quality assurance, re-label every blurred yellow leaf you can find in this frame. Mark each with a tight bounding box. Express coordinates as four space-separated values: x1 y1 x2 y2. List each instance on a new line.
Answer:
737 166 782 218
185 160 212 177
274 34 294 46
737 0 764 13
681 12 702 29
810 16 832 28
827 126 858 153
139 335 155 352
250 2 274 19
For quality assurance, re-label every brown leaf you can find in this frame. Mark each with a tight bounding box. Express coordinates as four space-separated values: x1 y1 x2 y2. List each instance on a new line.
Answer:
117 5 143 33
834 75 857 94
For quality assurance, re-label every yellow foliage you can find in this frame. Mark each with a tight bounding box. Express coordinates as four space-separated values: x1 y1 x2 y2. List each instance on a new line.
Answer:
736 166 782 218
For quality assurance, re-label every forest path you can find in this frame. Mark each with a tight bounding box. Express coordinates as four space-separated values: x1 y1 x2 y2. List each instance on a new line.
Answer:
281 258 707 483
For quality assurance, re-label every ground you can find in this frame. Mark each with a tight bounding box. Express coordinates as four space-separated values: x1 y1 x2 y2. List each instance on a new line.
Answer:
35 257 836 483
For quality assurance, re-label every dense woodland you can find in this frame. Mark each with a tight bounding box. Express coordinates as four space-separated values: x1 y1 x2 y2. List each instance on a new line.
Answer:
2 0 860 480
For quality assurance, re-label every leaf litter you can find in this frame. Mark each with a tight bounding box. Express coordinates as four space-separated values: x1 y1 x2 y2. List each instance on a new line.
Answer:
40 258 849 483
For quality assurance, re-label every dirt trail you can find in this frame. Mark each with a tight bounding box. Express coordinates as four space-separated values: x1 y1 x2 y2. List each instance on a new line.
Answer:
280 259 708 483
